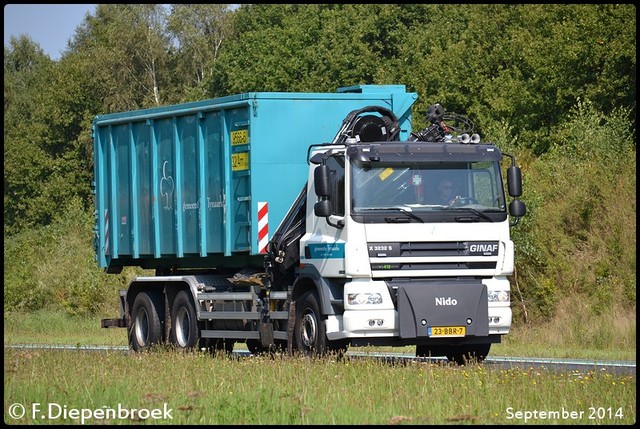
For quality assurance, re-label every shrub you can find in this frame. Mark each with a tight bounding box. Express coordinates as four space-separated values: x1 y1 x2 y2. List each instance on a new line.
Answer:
512 100 636 323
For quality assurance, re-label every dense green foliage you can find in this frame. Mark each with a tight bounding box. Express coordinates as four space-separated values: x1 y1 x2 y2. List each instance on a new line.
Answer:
511 101 636 321
3 5 636 326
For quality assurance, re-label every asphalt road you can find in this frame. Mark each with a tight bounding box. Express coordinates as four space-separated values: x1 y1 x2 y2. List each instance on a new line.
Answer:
5 344 636 375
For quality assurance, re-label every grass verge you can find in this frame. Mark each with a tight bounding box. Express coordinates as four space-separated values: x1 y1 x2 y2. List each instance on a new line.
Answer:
4 347 636 425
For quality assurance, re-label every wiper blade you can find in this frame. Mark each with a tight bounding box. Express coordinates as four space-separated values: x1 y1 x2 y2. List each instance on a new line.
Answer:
384 217 412 223
359 207 424 223
449 207 493 222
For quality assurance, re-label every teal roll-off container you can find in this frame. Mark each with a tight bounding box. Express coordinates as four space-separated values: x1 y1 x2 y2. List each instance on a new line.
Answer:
92 85 417 272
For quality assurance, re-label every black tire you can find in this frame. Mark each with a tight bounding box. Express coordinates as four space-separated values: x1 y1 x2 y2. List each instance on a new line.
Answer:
169 290 200 350
129 291 163 352
294 290 328 356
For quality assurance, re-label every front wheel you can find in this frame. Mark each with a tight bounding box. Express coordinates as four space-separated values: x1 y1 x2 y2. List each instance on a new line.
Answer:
294 290 328 356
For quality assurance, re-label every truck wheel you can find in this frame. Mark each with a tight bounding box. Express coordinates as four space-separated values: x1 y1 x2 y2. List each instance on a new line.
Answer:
447 344 491 365
169 290 200 350
295 290 328 356
129 291 163 352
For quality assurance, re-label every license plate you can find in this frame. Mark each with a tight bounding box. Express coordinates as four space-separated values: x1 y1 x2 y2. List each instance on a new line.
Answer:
428 326 466 337
231 152 249 171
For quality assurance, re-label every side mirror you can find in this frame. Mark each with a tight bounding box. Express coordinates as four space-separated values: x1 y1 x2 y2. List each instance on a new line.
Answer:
312 161 343 229
509 199 526 218
314 165 331 197
314 200 333 217
507 165 522 197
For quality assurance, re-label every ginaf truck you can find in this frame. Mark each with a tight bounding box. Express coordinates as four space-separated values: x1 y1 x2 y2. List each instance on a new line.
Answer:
96 85 525 364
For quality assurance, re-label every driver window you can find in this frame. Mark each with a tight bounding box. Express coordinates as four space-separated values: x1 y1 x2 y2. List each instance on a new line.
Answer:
425 173 458 205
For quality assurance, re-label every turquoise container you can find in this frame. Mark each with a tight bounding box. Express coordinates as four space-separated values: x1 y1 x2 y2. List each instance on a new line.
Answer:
92 85 417 271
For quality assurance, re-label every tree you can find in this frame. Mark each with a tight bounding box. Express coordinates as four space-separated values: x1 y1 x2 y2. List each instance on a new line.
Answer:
4 36 58 234
167 4 234 101
207 4 408 95
392 4 636 154
68 4 172 110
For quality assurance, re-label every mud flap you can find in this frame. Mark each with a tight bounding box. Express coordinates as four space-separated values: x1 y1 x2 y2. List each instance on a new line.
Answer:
287 301 296 355
396 281 488 338
259 322 274 347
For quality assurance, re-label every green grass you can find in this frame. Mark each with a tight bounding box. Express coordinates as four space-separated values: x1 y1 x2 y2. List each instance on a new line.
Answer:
3 347 635 425
499 298 636 362
4 310 635 424
3 310 125 347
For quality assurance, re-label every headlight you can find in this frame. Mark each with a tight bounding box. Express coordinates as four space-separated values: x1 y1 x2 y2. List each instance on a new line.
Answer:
347 293 383 305
488 290 510 303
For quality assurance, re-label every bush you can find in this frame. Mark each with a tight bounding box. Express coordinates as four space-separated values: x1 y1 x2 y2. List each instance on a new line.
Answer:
4 197 142 316
512 100 636 323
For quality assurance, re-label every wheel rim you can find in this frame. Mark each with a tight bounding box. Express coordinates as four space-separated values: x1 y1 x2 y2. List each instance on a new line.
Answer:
174 306 191 348
301 310 317 349
134 307 149 346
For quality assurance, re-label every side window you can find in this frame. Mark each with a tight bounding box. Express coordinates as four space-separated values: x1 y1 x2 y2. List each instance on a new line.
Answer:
326 156 345 216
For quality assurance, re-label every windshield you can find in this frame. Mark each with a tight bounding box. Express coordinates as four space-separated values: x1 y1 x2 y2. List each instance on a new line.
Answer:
351 160 506 214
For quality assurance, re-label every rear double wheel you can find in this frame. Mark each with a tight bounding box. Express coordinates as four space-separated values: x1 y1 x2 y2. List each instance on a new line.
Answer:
129 291 163 352
169 290 201 350
170 290 234 353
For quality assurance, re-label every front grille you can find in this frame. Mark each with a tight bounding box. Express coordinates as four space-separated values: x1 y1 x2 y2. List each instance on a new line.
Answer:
369 241 499 274
371 261 496 271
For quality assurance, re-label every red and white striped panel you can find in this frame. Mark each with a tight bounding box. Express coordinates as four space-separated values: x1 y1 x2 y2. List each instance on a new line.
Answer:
104 209 110 256
257 202 269 254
